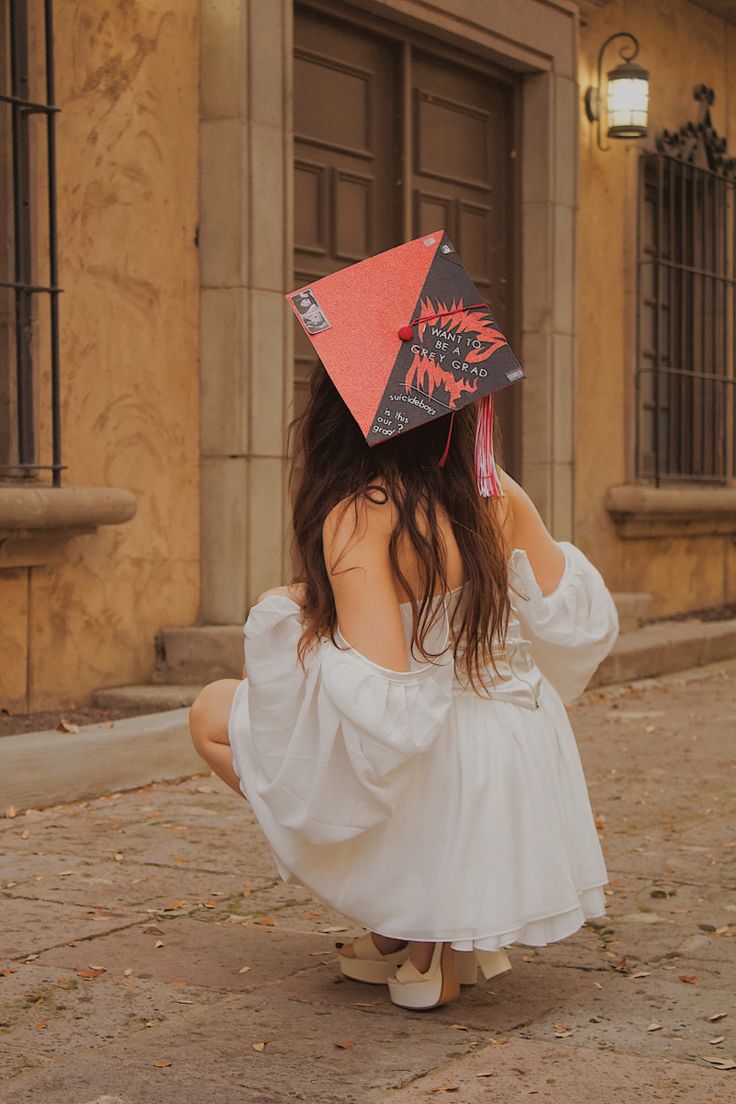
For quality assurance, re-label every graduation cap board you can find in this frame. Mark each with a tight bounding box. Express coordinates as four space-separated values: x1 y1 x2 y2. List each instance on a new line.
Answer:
286 229 525 496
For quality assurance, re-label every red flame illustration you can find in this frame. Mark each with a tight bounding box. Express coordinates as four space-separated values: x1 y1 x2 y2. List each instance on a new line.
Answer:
405 350 479 408
404 297 507 408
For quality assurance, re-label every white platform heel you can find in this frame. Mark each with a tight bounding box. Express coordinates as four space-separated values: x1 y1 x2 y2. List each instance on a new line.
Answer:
387 942 460 1010
456 947 513 985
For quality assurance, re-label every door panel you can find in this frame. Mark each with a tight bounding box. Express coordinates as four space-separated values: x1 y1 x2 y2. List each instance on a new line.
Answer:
411 52 518 474
293 7 399 420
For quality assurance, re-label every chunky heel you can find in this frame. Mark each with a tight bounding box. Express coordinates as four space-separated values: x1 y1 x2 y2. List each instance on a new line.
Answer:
475 947 512 981
455 948 512 985
455 951 478 986
388 942 460 1010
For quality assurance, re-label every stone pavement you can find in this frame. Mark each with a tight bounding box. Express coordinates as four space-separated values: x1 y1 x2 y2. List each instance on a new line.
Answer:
1 661 735 1104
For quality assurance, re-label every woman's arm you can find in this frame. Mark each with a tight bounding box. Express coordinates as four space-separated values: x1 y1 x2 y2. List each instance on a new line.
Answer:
322 495 410 672
497 469 566 596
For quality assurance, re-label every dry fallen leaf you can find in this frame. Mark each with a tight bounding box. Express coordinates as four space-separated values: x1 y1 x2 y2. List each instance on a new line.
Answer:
320 926 349 933
114 853 124 862
5 805 16 819
57 721 80 733
123 968 134 977
628 971 651 979
708 1012 728 1022
0 966 16 976
75 967 105 980
714 926 730 935
679 975 700 984
451 1024 470 1031
154 940 165 949
152 1060 172 1068
196 786 213 794
143 926 164 935
163 901 186 911
710 1036 726 1045
701 1056 736 1070
252 1041 266 1052
258 917 276 926
238 966 251 974
335 1040 355 1049
35 1021 48 1030
430 1086 459 1094
647 1023 663 1032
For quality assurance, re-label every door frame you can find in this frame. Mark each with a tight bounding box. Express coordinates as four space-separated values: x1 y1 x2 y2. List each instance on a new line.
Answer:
198 0 579 619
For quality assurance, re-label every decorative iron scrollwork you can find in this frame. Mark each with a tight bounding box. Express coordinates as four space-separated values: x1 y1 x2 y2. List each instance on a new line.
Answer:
656 84 736 180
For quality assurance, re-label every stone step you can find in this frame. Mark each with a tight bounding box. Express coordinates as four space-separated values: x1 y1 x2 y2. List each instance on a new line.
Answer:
590 616 736 689
153 624 243 684
92 684 204 710
611 592 653 632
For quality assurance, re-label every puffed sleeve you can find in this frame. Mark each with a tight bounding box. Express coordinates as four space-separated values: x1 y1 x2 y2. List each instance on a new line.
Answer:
235 595 455 846
508 541 619 704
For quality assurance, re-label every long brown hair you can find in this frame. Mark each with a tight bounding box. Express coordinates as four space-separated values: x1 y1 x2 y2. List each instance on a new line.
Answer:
288 366 511 692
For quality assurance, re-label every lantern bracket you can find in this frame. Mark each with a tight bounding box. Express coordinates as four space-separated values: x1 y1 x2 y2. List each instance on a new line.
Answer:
584 31 644 151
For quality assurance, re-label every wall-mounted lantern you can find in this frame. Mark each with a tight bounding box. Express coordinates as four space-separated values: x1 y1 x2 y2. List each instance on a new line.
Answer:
584 32 649 150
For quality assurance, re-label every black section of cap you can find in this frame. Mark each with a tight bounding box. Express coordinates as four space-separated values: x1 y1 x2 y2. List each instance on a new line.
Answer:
364 230 524 446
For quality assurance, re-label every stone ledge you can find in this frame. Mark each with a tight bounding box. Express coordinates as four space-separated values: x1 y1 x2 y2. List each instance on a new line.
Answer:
605 483 736 538
0 485 137 567
0 708 200 814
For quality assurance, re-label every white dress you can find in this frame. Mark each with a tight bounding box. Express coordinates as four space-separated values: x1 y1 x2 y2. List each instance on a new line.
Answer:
228 540 620 951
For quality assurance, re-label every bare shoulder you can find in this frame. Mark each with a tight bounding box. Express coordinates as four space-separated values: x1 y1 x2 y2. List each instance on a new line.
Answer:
322 489 396 577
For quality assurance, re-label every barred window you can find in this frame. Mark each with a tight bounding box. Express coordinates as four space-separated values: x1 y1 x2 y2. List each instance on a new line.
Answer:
636 87 735 485
0 0 62 485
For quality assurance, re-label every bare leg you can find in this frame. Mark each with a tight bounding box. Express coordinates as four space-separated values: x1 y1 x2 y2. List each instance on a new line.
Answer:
189 678 243 796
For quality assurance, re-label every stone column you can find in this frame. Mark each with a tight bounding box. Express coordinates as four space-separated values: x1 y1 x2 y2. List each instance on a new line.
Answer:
199 0 293 624
520 66 578 540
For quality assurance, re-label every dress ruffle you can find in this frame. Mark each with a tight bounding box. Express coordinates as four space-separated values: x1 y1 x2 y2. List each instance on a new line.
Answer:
241 596 454 845
508 542 620 703
228 541 619 950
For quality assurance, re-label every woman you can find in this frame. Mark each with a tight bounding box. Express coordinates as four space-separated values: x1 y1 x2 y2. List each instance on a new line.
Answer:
189 366 619 1011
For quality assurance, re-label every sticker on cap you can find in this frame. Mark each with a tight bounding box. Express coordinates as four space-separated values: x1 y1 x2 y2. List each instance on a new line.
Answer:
422 236 437 246
290 289 331 335
506 366 524 382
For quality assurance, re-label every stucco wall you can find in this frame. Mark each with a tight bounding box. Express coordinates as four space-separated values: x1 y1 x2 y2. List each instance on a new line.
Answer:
576 0 736 615
0 2 199 711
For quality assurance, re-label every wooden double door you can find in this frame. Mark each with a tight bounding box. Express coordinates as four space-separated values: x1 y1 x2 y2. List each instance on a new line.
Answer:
293 2 521 475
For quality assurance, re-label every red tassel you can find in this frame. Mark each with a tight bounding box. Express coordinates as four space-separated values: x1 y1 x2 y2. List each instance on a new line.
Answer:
437 411 455 468
474 393 503 497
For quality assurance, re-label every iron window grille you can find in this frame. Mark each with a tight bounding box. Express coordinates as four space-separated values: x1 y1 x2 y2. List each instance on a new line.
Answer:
0 0 63 485
636 85 735 486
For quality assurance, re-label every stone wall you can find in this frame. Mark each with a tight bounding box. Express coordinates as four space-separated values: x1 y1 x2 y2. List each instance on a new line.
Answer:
577 0 736 615
0 1 200 711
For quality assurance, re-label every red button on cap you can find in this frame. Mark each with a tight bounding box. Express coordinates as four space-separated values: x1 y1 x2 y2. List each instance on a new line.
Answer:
398 325 414 341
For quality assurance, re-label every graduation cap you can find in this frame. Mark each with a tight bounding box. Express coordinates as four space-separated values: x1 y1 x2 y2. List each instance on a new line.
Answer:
286 229 525 497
